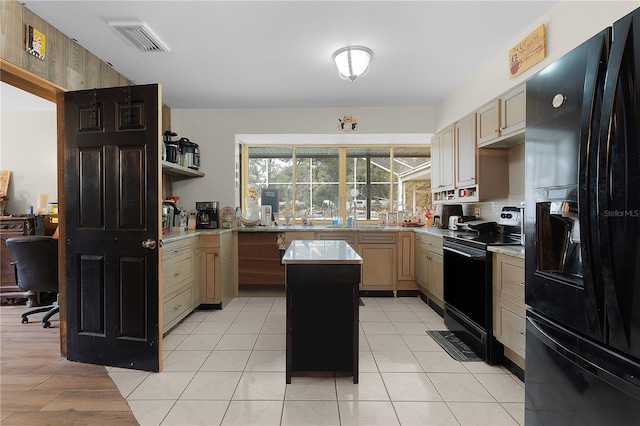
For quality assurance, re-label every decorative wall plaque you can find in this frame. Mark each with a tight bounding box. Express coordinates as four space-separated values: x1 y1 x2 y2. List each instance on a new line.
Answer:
509 24 545 79
26 25 46 60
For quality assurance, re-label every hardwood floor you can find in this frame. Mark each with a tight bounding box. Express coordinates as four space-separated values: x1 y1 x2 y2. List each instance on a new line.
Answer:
0 305 138 425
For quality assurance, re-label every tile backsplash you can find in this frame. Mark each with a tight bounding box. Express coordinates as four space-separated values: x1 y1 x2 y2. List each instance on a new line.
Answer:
469 196 524 223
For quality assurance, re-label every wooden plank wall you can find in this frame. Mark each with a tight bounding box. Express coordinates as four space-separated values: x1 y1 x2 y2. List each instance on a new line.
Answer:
0 0 130 92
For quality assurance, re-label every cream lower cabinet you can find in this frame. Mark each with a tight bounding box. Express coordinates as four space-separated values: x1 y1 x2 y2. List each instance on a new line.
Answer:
492 252 526 369
357 232 397 293
162 236 200 333
416 234 444 308
397 232 417 291
201 232 234 307
283 231 315 250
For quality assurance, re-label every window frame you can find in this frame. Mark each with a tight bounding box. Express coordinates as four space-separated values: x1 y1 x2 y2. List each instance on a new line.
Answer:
241 144 429 223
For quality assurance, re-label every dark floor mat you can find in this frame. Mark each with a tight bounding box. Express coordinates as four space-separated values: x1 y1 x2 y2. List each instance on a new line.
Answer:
426 330 482 362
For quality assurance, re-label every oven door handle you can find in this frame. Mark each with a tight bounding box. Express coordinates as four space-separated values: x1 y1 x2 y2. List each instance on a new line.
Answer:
443 245 485 260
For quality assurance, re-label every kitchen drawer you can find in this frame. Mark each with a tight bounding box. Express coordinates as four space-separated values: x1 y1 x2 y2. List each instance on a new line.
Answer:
163 282 194 332
495 254 525 307
163 237 197 261
315 232 356 244
500 261 525 300
419 234 443 255
358 232 396 244
163 252 193 290
497 299 526 357
284 231 315 244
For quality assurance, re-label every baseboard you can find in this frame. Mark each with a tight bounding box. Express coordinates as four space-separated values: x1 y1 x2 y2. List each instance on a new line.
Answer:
419 291 444 317
198 303 222 310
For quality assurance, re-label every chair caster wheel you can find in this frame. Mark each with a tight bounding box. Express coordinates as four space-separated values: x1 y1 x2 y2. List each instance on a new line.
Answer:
43 321 51 328
21 317 28 324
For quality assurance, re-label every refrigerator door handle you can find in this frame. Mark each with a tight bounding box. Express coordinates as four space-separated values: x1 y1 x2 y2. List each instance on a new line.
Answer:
598 16 633 349
527 315 640 396
577 31 609 335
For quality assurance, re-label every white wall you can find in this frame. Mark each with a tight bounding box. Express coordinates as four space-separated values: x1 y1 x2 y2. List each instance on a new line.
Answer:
436 1 639 130
0 110 57 215
171 106 435 210
171 1 639 212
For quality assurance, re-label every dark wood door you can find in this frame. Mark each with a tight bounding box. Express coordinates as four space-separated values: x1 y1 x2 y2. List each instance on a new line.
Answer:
64 85 161 372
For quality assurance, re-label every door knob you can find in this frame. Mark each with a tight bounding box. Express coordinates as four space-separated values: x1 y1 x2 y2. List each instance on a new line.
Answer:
142 238 157 249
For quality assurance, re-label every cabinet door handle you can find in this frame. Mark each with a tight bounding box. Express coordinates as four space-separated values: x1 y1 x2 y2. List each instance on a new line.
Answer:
516 281 524 286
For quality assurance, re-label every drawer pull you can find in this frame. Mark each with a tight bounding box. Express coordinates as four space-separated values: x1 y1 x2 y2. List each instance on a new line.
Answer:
519 332 525 336
516 281 524 286
173 304 182 311
174 271 183 277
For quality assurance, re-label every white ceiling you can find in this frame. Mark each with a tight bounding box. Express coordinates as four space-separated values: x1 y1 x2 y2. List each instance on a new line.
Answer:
19 0 558 110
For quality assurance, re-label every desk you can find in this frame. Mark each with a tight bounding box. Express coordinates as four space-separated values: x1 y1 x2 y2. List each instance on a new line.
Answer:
0 216 35 305
282 240 362 384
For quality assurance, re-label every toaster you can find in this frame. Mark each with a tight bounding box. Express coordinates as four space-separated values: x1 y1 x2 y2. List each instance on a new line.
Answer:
498 206 522 227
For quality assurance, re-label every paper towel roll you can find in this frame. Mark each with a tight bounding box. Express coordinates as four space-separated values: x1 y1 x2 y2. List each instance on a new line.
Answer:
37 194 48 214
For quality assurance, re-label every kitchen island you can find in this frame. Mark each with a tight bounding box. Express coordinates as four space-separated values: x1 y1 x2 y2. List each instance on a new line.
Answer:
282 240 363 383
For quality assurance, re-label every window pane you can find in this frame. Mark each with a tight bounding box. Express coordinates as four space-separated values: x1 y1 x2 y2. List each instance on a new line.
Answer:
295 148 339 219
393 147 431 218
247 147 293 216
347 148 391 220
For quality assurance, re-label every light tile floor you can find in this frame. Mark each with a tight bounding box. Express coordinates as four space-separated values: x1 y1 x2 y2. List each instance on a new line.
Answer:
108 296 524 425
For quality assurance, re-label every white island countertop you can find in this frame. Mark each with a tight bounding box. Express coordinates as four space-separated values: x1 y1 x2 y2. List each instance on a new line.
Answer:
282 240 363 265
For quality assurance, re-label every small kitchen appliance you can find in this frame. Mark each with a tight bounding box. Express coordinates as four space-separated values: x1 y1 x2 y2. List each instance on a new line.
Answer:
498 205 522 244
433 204 463 229
196 201 219 229
163 130 178 164
162 202 175 234
448 215 460 230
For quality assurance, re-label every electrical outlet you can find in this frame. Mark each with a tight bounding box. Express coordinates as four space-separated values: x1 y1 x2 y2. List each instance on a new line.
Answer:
474 207 481 218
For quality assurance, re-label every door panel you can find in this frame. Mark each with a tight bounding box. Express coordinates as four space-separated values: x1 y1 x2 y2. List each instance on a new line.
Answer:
64 84 161 372
600 9 640 359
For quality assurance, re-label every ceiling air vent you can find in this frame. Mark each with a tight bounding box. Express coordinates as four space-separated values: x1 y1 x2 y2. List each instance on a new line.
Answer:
108 21 169 53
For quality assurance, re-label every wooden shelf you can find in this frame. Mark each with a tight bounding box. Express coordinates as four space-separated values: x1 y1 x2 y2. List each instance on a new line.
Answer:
161 161 205 178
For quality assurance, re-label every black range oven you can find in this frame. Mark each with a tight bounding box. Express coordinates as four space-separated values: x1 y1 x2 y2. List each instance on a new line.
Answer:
443 233 520 364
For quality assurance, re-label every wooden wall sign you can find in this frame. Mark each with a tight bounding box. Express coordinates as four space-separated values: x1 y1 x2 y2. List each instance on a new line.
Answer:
509 24 545 79
26 25 46 60
0 171 10 197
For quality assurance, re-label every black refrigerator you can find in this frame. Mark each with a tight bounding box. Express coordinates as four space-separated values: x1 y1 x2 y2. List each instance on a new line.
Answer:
524 7 640 425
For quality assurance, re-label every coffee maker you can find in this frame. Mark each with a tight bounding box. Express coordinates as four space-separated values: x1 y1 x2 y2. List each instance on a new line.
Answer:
196 201 219 229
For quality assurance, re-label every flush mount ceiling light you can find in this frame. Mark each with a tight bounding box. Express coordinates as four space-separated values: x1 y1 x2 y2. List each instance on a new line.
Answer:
332 46 373 81
108 21 169 52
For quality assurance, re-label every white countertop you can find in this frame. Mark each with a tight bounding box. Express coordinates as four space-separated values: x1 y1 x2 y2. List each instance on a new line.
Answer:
488 244 525 259
282 240 363 265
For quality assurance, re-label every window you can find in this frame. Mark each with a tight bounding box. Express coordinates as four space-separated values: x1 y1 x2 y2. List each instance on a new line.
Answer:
244 145 429 222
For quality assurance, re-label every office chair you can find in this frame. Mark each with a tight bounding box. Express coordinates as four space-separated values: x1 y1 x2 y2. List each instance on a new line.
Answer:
5 236 59 328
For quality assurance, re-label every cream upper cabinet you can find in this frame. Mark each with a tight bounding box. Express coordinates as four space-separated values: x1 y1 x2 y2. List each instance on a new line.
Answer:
431 124 455 201
477 83 526 148
455 113 477 188
500 84 526 138
477 100 500 145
